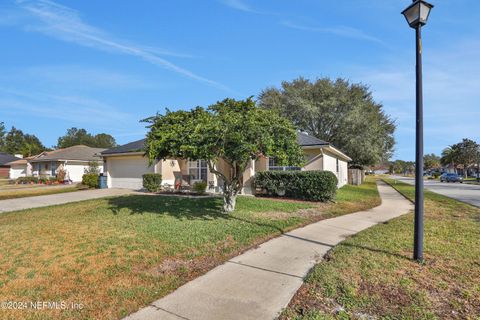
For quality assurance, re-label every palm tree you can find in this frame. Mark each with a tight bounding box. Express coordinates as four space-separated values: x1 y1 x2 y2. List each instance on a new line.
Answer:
441 146 459 174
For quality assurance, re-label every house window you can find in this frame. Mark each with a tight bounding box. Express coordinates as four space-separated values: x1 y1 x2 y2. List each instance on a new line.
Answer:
269 157 277 168
336 159 339 173
188 160 208 181
268 157 301 171
51 162 57 176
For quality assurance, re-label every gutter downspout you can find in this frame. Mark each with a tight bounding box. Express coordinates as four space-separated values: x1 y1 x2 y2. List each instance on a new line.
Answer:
320 148 325 171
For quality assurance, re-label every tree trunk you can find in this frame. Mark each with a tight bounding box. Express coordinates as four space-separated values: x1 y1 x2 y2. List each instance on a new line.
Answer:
223 192 237 213
222 182 239 213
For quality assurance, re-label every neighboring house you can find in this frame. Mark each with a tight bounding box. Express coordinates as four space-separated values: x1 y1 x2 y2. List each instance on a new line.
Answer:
101 132 351 192
7 145 105 182
0 153 21 179
6 156 34 180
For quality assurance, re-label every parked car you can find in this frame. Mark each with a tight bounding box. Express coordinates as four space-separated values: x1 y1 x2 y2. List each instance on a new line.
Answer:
440 173 464 183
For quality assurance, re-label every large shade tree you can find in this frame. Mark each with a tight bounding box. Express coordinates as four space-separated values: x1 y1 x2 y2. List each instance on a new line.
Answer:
57 128 117 149
259 77 396 168
2 126 46 157
144 98 304 212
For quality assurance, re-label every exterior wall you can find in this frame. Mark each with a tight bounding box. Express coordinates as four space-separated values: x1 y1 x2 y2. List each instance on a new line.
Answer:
321 150 348 187
65 161 104 182
338 159 348 187
9 164 27 179
0 166 9 178
255 157 267 173
303 149 323 171
242 159 255 194
31 161 103 182
159 159 181 185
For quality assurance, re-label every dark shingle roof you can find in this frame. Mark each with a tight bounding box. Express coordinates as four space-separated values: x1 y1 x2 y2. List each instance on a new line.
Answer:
297 132 329 146
30 145 105 162
101 139 146 155
0 153 20 166
102 133 328 156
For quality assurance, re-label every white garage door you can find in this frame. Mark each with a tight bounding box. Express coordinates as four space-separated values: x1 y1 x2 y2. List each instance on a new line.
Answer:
108 156 154 189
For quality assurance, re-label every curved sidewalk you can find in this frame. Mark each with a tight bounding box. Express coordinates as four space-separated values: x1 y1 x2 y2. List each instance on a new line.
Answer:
125 181 413 320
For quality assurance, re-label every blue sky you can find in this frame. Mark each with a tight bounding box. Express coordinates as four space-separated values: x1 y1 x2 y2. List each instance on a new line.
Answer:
0 0 478 160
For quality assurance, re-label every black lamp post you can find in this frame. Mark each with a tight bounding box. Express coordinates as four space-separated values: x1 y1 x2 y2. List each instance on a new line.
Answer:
402 0 433 262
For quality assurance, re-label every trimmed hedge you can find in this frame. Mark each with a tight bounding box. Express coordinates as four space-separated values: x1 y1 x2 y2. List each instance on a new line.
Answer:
254 171 338 202
82 173 99 188
142 173 162 192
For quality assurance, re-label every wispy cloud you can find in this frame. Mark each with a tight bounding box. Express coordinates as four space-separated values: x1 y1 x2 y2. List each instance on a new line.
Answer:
281 21 385 45
12 0 228 91
0 65 154 90
220 0 256 13
0 86 132 126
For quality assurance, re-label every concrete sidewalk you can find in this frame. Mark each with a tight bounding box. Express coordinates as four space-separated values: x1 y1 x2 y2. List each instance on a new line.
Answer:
0 188 134 213
125 181 413 320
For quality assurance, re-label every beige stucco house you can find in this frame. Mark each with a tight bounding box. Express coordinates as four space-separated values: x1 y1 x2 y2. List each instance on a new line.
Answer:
7 145 105 182
101 132 351 193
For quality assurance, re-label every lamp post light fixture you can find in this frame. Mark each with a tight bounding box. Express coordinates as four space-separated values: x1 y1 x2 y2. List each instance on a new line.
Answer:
401 0 433 262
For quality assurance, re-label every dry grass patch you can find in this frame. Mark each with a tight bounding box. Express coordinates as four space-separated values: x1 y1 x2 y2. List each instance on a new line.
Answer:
0 178 380 319
282 178 480 320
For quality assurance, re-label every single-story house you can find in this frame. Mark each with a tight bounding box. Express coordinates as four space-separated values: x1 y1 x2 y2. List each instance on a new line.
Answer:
6 156 34 180
7 145 105 182
0 152 21 179
101 132 351 193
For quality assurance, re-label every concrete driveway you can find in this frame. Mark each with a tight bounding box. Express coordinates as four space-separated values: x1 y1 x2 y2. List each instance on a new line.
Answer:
390 175 480 207
0 188 134 213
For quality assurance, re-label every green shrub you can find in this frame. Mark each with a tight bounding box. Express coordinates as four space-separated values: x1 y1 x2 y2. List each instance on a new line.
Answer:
192 181 208 194
82 173 99 188
38 176 48 184
142 173 162 192
16 176 38 184
432 172 441 179
254 170 338 202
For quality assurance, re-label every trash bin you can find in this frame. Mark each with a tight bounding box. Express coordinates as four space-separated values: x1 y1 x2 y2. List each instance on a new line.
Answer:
99 174 108 189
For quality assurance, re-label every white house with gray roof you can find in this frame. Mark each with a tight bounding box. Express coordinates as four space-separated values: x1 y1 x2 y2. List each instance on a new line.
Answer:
101 132 351 192
7 145 105 182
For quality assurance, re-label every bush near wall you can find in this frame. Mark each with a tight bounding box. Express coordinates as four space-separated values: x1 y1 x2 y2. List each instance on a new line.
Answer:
16 176 39 184
192 181 208 194
254 171 338 202
142 173 162 192
82 173 99 189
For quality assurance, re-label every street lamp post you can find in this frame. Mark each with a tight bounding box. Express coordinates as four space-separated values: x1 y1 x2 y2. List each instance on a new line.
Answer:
402 0 434 262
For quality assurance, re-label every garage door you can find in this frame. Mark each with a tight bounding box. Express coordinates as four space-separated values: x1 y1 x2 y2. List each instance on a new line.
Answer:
108 156 154 189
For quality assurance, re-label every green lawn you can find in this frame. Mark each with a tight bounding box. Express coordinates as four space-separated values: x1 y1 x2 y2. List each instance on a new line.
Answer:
0 179 380 320
282 179 480 320
0 185 84 201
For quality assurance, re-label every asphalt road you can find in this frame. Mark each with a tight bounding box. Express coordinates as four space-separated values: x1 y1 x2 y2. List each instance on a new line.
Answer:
390 175 480 207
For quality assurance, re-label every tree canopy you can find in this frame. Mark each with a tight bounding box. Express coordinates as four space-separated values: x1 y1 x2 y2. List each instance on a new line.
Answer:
144 97 304 212
389 160 415 175
57 128 117 149
441 138 479 177
258 77 396 168
423 153 440 170
0 122 5 151
1 126 46 157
